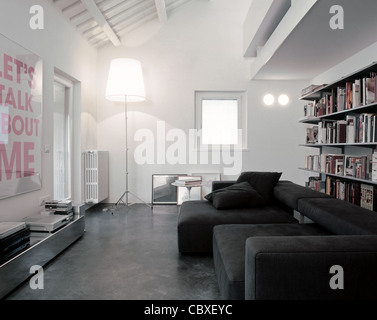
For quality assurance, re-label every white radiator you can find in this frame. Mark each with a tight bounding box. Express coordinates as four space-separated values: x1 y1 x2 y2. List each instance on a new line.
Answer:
84 150 109 203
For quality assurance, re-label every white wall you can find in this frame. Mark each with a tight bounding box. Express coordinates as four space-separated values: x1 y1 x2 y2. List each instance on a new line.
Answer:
97 0 310 204
0 0 97 221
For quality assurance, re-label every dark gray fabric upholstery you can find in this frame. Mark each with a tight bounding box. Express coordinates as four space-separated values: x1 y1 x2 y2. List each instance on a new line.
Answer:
178 200 298 253
205 182 265 209
212 181 236 191
245 235 377 300
273 180 331 210
178 178 377 299
213 224 331 300
298 197 377 235
236 171 282 204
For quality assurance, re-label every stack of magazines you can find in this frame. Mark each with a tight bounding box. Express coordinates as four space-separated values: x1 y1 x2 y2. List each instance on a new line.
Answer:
174 177 202 186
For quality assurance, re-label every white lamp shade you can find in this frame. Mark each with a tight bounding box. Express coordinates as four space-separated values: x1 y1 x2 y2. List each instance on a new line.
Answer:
105 58 146 102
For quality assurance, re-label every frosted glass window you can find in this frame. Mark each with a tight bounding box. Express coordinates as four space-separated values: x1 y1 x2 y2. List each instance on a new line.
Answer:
202 100 238 144
195 91 247 150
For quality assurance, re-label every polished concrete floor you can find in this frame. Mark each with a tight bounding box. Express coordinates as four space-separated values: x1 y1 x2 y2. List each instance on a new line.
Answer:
5 204 220 300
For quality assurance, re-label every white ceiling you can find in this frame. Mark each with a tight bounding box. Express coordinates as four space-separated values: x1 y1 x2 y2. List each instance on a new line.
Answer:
49 0 192 48
250 0 377 80
50 0 377 80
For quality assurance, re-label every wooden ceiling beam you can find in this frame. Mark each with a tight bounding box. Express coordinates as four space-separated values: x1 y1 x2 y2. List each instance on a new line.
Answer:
81 0 121 46
154 0 168 24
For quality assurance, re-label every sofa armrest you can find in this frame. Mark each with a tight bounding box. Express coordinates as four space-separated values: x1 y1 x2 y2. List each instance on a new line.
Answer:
212 180 236 191
245 235 377 300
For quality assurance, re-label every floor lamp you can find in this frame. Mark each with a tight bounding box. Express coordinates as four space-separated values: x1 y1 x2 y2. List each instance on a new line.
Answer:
105 58 150 208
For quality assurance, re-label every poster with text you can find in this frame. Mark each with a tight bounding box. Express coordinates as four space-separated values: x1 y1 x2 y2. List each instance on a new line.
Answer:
0 33 43 199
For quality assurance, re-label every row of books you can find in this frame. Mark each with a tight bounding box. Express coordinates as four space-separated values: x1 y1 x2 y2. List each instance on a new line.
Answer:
306 176 377 212
325 177 377 211
303 73 377 117
306 113 377 145
304 151 377 181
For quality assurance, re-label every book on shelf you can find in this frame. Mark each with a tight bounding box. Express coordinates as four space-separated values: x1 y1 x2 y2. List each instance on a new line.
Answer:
303 101 316 118
337 86 346 111
306 126 318 144
372 151 377 181
346 115 356 143
346 82 353 109
353 80 361 108
365 76 377 105
360 183 377 211
306 176 325 193
301 84 328 97
317 121 326 144
305 155 320 172
336 120 347 143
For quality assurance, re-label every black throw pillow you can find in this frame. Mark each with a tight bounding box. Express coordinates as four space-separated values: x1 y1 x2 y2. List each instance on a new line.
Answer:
205 182 265 209
236 171 282 204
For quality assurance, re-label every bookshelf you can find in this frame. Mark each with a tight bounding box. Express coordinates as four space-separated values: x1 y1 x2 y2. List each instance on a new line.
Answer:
299 61 377 211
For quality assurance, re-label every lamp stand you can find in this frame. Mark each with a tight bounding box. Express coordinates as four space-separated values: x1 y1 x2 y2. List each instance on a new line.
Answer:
115 96 151 210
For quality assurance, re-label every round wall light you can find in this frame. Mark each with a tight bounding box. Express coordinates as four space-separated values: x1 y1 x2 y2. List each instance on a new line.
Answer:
263 94 275 106
278 94 289 106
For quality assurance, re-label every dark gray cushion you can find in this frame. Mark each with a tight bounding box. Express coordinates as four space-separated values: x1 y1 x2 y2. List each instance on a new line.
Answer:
212 181 236 191
213 224 332 300
178 200 298 253
273 181 331 210
298 197 377 235
205 182 265 209
236 171 282 204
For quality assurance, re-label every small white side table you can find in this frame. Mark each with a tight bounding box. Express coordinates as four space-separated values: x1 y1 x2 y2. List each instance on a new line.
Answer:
172 182 203 201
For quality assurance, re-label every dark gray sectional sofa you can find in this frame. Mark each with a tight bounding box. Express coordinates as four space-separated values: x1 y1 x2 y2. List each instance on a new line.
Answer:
177 174 377 300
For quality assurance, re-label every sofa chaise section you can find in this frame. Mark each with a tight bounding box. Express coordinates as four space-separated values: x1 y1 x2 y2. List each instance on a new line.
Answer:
245 235 377 300
213 223 332 300
242 196 377 300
